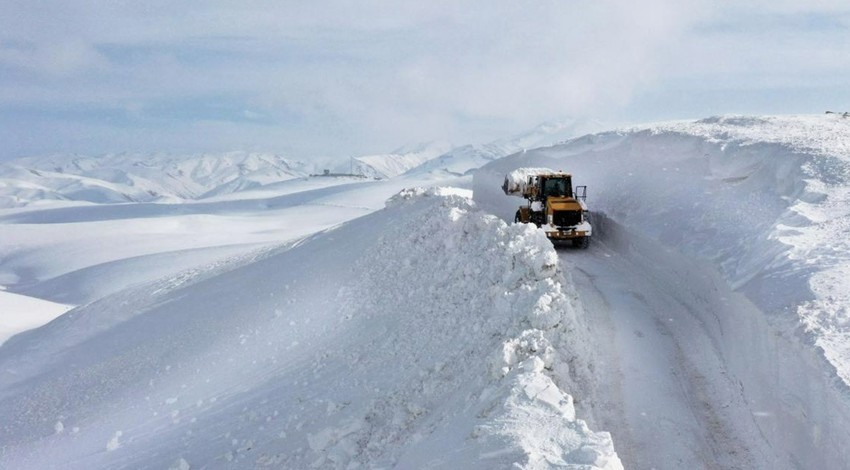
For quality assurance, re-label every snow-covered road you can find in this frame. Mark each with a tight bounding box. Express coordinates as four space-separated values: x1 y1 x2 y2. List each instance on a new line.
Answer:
567 240 761 469
562 214 850 469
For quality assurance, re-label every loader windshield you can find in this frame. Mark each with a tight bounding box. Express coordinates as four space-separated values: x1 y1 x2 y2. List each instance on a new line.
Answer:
542 177 571 198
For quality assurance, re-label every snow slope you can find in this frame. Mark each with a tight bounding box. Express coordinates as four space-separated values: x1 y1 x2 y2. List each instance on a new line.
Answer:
0 289 72 346
5 173 503 321
0 177 376 305
0 189 621 469
474 114 850 468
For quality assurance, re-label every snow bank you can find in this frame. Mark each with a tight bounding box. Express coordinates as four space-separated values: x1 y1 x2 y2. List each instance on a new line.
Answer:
0 188 620 469
317 188 620 468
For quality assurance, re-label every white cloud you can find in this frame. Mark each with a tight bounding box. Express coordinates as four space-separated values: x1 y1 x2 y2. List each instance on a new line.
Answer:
1 0 848 159
0 39 107 76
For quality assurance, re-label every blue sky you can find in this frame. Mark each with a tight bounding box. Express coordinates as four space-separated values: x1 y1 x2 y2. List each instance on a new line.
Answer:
1 1 848 160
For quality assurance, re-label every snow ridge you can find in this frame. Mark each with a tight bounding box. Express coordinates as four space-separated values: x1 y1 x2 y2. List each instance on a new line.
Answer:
317 188 620 468
0 188 620 469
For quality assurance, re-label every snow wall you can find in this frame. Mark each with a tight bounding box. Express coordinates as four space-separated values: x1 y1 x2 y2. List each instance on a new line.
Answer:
473 115 850 468
0 188 621 469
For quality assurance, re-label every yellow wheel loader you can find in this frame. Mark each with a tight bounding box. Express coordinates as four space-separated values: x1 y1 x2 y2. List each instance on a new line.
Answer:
502 168 592 248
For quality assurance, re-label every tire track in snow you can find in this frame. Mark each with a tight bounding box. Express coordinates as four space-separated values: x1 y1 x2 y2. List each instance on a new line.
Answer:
563 240 763 469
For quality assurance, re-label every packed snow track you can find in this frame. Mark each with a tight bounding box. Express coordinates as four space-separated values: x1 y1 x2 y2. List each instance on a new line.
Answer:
566 215 849 469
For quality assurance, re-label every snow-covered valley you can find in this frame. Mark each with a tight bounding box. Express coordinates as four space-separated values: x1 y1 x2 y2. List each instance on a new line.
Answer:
2 114 850 468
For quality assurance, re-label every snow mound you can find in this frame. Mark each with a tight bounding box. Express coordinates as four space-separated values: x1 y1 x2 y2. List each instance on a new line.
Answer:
317 188 619 468
0 188 620 469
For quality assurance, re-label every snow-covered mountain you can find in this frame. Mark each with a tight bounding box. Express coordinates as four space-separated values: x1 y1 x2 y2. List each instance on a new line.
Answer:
337 118 606 181
0 152 312 208
350 141 454 179
403 143 505 178
0 118 603 208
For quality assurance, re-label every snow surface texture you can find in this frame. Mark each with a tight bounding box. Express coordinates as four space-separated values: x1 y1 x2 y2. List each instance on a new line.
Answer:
474 114 850 468
0 189 621 469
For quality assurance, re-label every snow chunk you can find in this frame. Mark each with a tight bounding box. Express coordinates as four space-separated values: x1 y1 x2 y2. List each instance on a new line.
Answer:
169 457 190 470
106 431 123 451
474 366 621 469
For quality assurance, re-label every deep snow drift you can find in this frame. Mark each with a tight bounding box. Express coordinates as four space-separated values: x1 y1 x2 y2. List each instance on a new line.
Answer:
0 189 621 469
475 114 850 468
